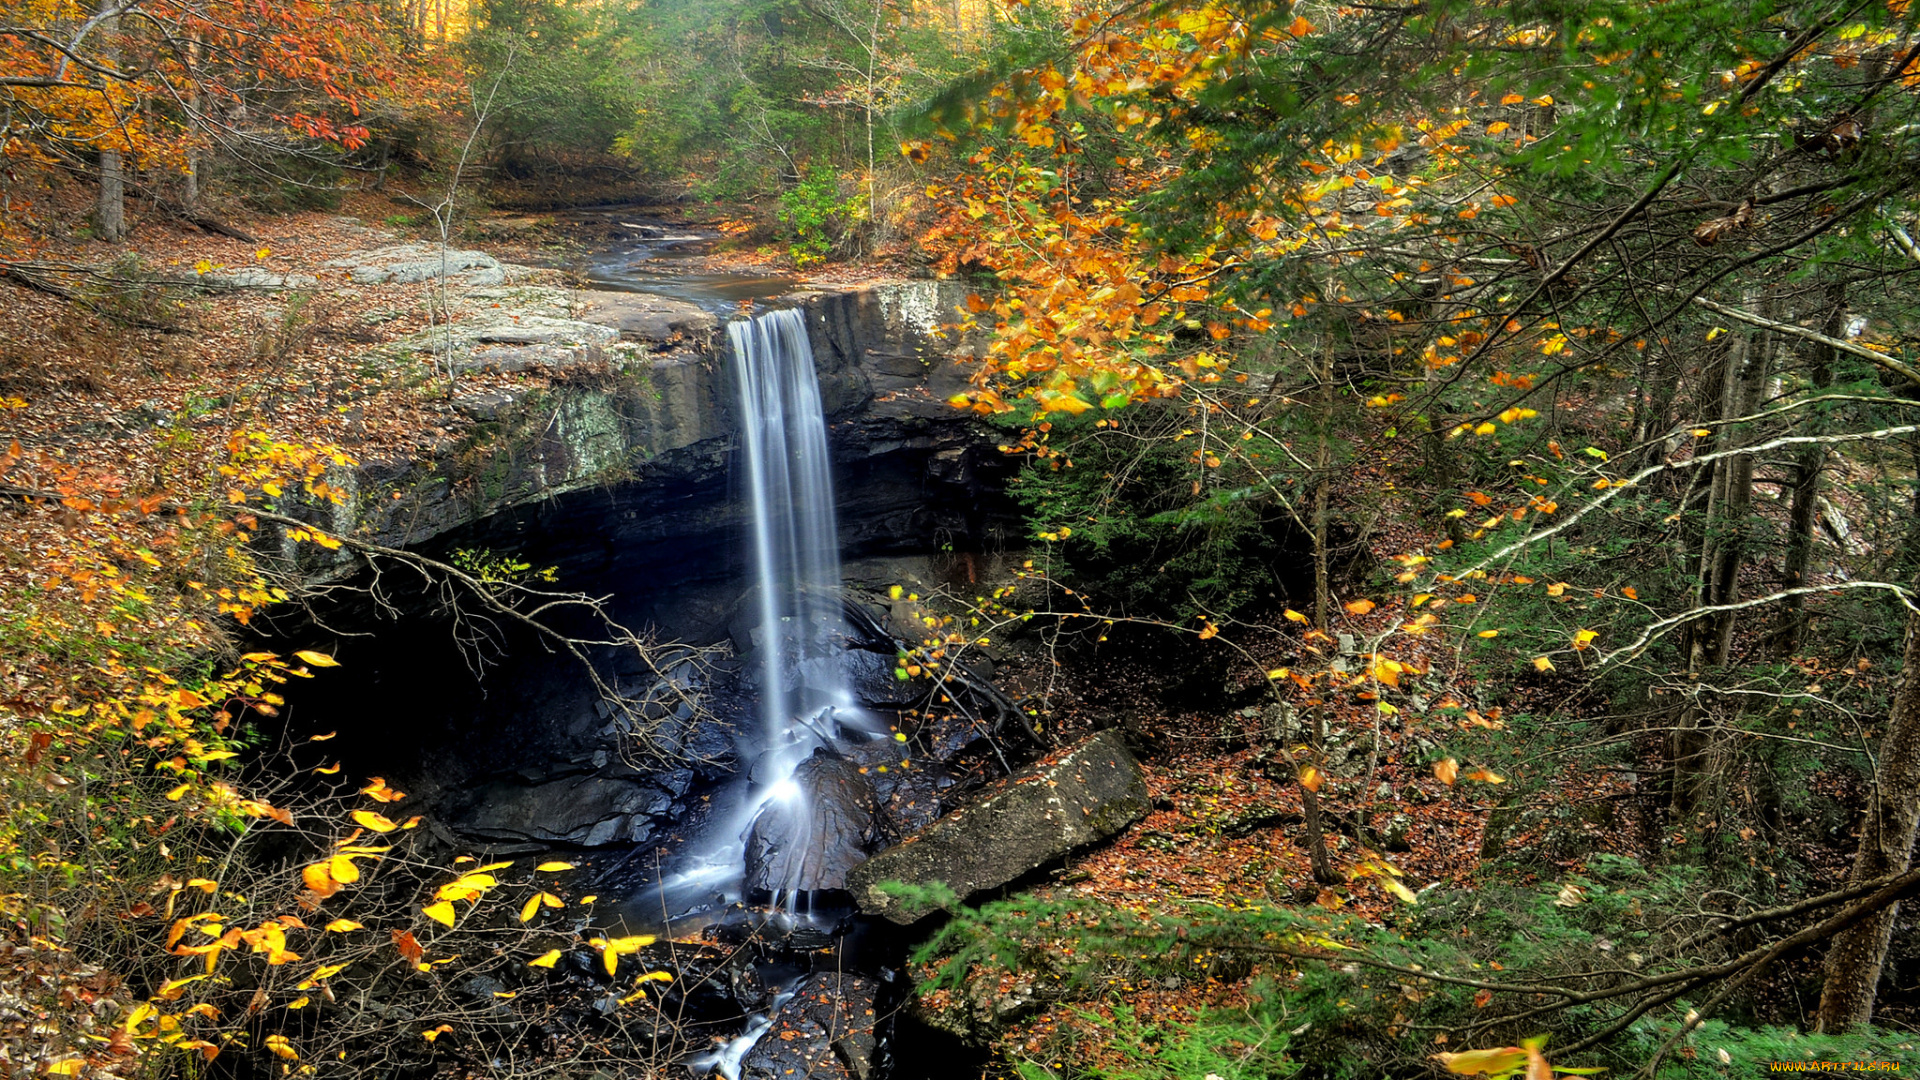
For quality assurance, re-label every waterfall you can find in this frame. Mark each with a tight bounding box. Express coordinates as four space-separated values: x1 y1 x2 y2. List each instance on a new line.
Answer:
728 308 866 907
731 308 848 737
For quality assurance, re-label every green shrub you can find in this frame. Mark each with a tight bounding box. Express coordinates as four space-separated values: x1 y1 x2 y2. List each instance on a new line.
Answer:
777 166 862 265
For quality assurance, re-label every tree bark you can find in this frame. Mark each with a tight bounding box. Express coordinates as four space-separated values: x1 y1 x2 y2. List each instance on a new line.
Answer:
1816 590 1920 1031
1296 344 1338 886
1775 284 1844 657
94 0 126 241
1673 296 1776 818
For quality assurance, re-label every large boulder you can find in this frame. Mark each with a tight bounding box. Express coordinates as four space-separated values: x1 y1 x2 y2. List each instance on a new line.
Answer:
845 730 1149 924
744 750 880 895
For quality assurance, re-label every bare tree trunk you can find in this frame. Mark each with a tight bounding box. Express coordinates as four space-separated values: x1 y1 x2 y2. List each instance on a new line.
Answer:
1296 345 1338 885
95 0 126 241
1817 591 1920 1031
98 150 126 241
1775 284 1845 657
1673 298 1773 818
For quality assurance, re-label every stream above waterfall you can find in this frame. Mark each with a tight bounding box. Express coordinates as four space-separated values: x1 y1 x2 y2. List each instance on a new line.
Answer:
570 208 801 314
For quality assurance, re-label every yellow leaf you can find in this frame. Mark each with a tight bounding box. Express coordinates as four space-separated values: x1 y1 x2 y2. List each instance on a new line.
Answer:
1692 428 1712 437
1477 629 1499 638
1545 582 1567 597
603 948 618 977
1474 423 1498 436
1299 766 1324 792
166 783 192 802
1381 876 1419 904
1574 629 1598 649
422 1024 452 1043
351 810 398 832
528 950 561 969
1533 656 1555 672
309 731 337 741
540 892 564 909
1436 1047 1530 1075
324 919 363 932
1284 609 1308 623
256 247 271 260
44 1060 85 1076
535 860 576 872
287 996 311 1009
422 901 457 927
1345 599 1376 615
264 1034 299 1060
294 650 339 668
1434 758 1459 786
156 974 210 1000
520 894 542 924
313 763 341 774
328 854 362 884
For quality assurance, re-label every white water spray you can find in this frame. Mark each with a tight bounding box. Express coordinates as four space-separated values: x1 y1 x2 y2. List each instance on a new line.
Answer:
728 308 873 908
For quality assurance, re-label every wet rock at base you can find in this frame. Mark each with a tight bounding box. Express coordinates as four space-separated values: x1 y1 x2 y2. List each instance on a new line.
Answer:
844 730 1150 925
744 750 880 895
448 774 669 847
741 972 888 1080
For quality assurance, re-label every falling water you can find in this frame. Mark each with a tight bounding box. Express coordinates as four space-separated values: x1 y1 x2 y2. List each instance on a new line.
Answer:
731 308 848 738
728 308 870 909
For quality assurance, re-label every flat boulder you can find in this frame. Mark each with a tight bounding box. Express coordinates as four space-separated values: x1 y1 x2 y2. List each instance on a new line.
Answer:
845 730 1149 924
575 293 717 345
327 243 506 287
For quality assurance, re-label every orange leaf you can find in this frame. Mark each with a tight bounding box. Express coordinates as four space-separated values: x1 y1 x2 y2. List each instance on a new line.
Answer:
302 862 339 898
361 777 406 803
1434 758 1459 786
1345 599 1376 615
1299 766 1324 792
